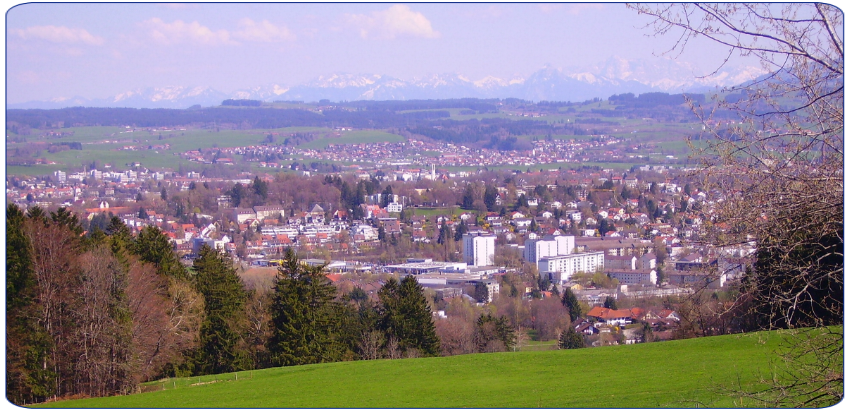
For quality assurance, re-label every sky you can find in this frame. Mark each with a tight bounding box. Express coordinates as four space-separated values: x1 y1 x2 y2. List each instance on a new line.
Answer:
5 2 755 104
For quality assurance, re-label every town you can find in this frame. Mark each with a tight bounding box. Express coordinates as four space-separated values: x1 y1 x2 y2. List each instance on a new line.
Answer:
7 128 754 346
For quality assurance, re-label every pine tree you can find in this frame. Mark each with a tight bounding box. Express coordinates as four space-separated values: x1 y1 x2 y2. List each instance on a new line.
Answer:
378 277 440 356
437 222 451 245
561 287 583 322
461 184 475 209
380 185 394 208
268 249 344 366
453 219 467 242
192 245 247 374
559 326 585 349
474 314 516 352
484 185 498 212
6 205 55 404
252 176 268 202
133 226 189 280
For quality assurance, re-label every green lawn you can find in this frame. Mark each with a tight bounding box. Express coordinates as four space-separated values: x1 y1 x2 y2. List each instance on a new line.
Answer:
297 130 405 150
37 331 798 408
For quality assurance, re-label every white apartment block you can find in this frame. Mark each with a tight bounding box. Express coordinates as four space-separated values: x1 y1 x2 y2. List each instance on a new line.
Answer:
524 235 575 264
463 232 496 267
539 251 605 284
386 202 403 213
607 269 657 285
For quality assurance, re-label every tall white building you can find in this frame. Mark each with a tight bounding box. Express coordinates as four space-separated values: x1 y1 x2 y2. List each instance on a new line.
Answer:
539 251 605 284
524 235 575 264
463 232 496 267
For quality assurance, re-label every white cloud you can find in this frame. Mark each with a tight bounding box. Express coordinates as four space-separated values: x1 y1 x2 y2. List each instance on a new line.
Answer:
9 25 104 45
233 18 295 42
346 5 439 40
140 18 234 45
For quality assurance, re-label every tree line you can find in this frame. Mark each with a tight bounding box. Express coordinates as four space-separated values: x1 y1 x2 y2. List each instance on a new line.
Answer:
7 205 535 404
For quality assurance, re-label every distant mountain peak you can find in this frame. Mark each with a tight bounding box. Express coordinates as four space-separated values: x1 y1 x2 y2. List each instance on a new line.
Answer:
9 58 768 109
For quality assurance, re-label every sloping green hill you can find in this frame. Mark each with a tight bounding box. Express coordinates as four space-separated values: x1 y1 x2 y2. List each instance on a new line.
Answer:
36 331 793 408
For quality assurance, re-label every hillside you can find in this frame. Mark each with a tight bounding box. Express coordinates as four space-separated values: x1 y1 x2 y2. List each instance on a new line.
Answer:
36 330 796 408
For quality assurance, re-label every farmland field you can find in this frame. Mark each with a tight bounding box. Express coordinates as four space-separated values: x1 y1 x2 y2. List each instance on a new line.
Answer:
36 330 804 408
297 130 405 150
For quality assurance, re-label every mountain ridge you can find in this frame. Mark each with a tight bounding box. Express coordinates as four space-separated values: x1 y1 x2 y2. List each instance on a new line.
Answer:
9 58 765 110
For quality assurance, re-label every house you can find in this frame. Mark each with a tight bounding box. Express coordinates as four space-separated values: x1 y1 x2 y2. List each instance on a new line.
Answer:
586 306 642 326
254 205 285 221
575 321 600 336
386 202 403 213
232 208 256 224
309 204 325 223
657 309 681 321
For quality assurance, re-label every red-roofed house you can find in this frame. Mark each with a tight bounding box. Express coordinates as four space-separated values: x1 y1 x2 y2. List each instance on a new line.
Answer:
586 306 643 326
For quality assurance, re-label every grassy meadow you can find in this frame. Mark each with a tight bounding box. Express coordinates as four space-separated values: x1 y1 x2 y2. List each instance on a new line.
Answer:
37 330 796 408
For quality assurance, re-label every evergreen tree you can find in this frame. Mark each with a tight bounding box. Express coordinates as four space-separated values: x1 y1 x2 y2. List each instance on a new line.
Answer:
474 314 515 352
528 218 539 233
269 249 344 366
229 183 247 208
437 221 451 245
603 296 618 310
599 219 611 236
378 277 440 356
558 327 585 349
453 219 468 242
461 184 475 209
192 245 247 374
133 226 190 280
483 185 498 212
380 185 394 208
561 287 583 321
515 194 529 210
473 282 489 303
252 176 268 202
6 205 55 404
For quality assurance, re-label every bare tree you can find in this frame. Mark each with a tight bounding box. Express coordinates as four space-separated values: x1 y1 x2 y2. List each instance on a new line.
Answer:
629 3 842 407
433 317 475 356
358 329 384 360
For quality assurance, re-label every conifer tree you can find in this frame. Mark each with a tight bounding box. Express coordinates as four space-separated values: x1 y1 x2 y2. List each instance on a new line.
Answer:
558 326 584 349
474 313 515 352
268 248 344 366
133 226 190 280
192 245 247 374
378 277 440 356
6 205 55 404
561 287 582 322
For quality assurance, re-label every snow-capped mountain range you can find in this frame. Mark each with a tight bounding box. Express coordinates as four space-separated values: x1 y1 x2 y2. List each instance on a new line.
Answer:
9 57 766 110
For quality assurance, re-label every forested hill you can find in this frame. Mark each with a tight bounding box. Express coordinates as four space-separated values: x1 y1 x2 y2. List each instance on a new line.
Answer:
6 95 706 150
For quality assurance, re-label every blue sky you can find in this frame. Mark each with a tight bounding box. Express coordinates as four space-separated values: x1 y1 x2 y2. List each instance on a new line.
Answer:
5 3 754 103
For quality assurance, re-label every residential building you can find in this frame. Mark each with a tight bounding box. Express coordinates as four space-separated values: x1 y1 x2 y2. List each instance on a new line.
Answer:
523 235 575 264
463 232 496 267
539 251 605 284
607 269 657 285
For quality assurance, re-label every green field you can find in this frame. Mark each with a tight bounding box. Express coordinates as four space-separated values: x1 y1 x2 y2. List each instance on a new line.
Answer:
37 330 801 408
297 130 405 150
